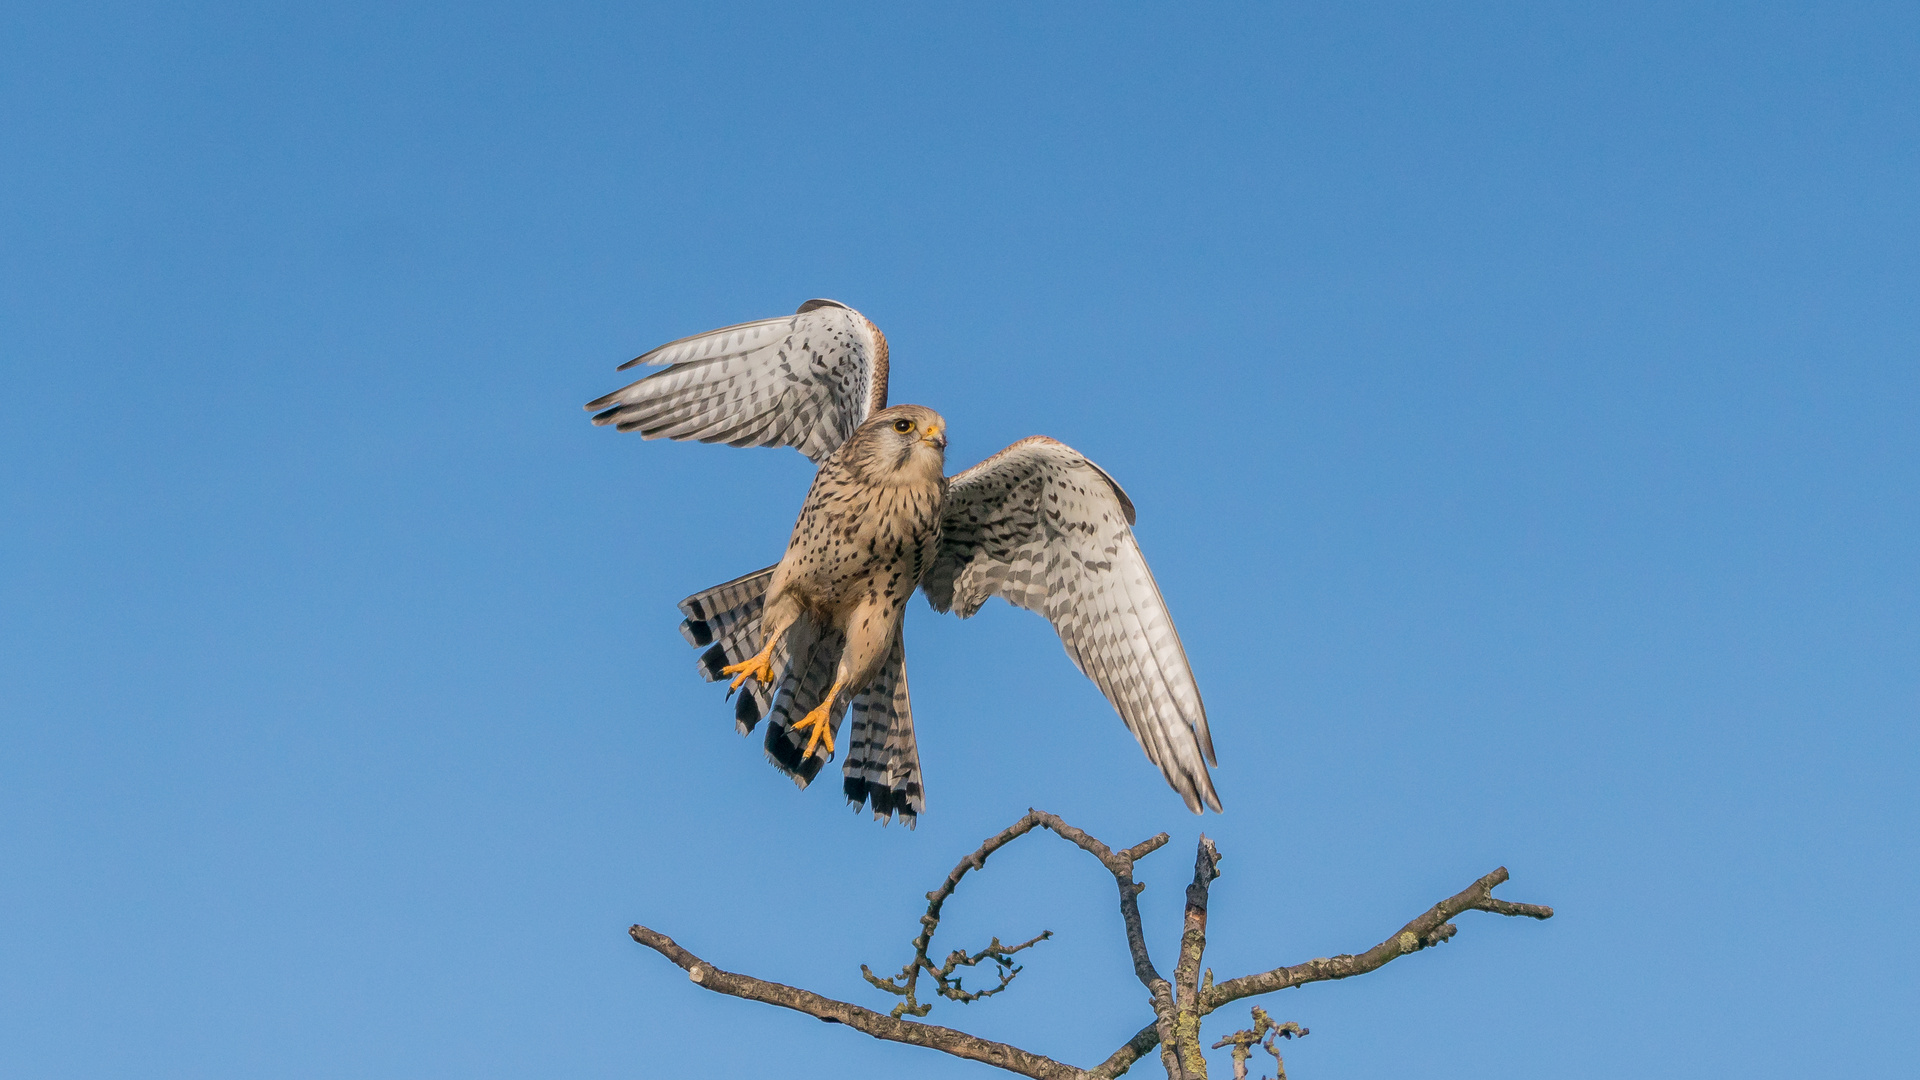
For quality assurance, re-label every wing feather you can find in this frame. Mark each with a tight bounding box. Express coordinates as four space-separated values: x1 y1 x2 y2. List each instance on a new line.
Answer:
924 437 1220 812
586 300 888 465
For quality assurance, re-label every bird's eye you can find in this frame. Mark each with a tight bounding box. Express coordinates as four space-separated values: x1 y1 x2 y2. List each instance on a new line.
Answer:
893 419 914 433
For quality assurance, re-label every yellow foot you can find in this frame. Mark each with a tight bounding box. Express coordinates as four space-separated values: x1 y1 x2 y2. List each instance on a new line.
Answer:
791 701 836 759
720 649 775 691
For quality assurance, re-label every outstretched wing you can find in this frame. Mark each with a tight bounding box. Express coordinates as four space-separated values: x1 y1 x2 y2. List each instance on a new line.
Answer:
922 437 1220 813
585 299 889 464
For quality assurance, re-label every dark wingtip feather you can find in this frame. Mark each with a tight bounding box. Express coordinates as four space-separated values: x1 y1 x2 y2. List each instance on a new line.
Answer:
680 618 713 647
697 643 728 682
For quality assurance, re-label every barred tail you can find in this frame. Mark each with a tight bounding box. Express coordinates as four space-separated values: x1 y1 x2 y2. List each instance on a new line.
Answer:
678 566 777 732
842 629 924 827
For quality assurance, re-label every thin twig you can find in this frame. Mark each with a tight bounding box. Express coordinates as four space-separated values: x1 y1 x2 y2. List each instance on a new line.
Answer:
864 930 1054 1014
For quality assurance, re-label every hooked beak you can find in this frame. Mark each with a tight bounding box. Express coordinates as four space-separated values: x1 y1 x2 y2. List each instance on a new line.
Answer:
921 424 946 450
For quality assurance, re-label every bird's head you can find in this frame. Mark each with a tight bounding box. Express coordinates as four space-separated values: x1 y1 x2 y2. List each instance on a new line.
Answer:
851 404 947 482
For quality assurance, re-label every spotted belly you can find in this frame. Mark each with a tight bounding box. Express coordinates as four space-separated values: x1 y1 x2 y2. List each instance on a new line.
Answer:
785 482 944 624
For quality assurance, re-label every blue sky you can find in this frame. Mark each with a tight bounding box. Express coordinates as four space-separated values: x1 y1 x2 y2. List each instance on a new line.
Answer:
2 3 1915 1077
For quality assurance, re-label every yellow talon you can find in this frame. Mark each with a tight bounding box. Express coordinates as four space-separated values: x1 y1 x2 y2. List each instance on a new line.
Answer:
791 702 836 759
720 647 775 691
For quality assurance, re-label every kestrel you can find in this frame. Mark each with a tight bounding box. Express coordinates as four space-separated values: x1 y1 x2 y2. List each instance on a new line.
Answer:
587 300 1219 823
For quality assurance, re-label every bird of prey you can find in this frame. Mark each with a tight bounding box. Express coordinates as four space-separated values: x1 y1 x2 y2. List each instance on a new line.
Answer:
586 300 1218 823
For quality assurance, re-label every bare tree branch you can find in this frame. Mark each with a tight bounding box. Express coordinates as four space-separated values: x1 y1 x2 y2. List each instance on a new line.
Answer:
1202 866 1554 1012
630 925 1085 1080
630 814 1554 1080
